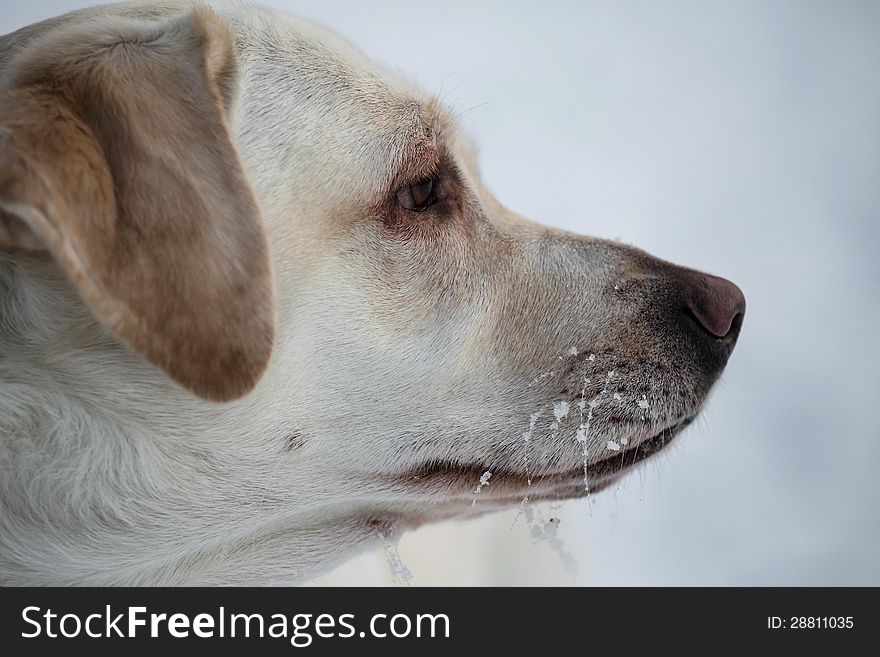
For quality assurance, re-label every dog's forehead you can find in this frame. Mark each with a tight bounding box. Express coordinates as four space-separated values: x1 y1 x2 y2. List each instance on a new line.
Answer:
231 4 468 196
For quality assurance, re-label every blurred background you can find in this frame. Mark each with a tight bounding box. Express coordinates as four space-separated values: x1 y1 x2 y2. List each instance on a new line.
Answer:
5 0 878 585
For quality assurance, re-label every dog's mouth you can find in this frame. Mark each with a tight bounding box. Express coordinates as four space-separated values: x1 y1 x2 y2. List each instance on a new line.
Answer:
585 414 694 479
401 415 696 504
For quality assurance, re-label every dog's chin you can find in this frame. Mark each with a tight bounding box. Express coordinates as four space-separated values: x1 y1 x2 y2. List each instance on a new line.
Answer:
400 416 695 510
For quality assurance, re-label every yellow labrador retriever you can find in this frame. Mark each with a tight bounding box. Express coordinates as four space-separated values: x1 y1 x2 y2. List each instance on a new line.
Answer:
0 1 745 585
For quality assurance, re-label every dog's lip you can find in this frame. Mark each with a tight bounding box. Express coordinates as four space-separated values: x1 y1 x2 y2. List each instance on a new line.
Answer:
584 414 694 478
401 415 695 495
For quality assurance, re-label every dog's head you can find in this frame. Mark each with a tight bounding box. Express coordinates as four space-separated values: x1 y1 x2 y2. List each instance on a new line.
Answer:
0 2 744 572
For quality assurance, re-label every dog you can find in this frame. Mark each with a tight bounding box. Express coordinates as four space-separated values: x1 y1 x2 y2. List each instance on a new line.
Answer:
0 0 745 585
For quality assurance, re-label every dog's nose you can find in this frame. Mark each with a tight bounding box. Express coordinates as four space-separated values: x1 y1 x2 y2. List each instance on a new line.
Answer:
682 271 746 341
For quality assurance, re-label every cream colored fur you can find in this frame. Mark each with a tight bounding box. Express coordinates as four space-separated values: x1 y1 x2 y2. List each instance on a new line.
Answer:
0 1 741 585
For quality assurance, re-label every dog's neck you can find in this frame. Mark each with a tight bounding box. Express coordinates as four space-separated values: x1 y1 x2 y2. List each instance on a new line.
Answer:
0 254 389 584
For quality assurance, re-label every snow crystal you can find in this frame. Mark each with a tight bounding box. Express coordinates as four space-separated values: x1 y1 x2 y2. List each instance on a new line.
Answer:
511 493 532 528
613 393 622 401
381 537 413 586
524 412 540 441
531 346 580 385
471 470 493 505
637 396 650 410
576 369 615 494
606 440 620 451
523 506 578 576
530 370 556 385
588 353 596 362
553 400 570 421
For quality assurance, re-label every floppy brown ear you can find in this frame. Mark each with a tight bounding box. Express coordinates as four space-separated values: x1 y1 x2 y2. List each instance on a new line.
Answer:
0 8 275 401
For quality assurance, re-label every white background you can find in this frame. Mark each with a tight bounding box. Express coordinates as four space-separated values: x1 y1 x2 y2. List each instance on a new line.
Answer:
5 0 879 585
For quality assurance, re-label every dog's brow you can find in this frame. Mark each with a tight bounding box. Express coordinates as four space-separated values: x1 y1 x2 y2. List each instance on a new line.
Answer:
386 99 454 187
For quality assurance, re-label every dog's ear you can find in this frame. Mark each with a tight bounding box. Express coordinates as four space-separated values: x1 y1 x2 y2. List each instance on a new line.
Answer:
0 8 275 402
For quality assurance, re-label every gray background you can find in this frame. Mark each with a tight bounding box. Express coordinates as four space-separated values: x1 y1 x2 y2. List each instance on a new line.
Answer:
5 1 878 585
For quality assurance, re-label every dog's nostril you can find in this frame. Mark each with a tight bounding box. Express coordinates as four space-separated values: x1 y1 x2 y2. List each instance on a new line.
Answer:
683 272 746 339
724 309 745 342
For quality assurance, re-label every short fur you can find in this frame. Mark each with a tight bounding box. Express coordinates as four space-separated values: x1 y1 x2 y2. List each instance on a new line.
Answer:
0 1 743 585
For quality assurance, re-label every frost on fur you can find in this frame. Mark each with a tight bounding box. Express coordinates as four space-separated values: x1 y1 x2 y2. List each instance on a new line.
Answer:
472 470 493 505
381 537 413 586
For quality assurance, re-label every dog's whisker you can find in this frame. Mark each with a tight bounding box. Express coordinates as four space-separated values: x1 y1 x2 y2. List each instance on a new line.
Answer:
458 100 494 119
510 493 530 529
437 72 489 106
522 411 540 487
434 72 457 105
578 368 616 494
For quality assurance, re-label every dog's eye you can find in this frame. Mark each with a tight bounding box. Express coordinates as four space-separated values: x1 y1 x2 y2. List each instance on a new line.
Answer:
397 179 437 212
